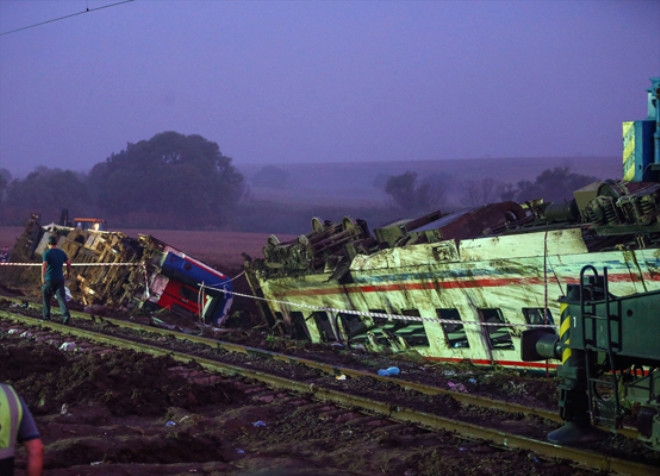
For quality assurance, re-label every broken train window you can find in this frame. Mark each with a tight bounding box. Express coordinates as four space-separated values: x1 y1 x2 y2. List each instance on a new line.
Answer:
522 307 554 326
478 308 514 350
437 308 470 349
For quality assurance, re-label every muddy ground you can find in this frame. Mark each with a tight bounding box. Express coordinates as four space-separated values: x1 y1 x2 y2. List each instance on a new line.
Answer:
3 324 606 476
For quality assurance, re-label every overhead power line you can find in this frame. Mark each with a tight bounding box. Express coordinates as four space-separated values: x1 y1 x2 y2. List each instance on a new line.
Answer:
0 0 135 37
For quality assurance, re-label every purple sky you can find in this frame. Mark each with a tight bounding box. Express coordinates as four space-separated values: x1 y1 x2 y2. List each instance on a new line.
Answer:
1 0 659 179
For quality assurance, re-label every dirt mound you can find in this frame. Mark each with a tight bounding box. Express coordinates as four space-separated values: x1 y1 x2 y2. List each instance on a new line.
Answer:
2 340 239 417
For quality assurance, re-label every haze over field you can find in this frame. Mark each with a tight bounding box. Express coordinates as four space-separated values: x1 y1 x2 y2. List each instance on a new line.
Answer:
242 155 623 206
1 0 659 179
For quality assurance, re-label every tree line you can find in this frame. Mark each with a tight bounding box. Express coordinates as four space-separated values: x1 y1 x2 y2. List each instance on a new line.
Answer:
1 130 602 233
382 167 601 215
1 132 245 229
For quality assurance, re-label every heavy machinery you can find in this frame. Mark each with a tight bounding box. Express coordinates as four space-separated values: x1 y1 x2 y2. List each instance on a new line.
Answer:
522 265 660 451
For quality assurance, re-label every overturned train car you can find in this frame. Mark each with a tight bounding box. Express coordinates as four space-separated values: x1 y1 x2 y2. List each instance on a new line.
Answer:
244 77 660 371
10 216 233 326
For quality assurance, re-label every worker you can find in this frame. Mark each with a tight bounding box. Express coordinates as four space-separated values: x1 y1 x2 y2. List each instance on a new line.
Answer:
41 235 72 324
0 383 44 476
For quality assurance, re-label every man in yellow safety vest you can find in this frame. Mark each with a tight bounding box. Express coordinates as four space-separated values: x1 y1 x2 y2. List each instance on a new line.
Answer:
0 383 43 476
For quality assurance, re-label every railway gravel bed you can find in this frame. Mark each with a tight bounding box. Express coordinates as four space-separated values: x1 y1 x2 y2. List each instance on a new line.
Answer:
1 299 659 475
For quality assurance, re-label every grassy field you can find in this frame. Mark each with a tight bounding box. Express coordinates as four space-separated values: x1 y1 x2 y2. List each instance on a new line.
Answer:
0 226 294 271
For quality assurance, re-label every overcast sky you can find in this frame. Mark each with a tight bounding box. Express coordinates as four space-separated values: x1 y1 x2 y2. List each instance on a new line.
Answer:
1 0 659 179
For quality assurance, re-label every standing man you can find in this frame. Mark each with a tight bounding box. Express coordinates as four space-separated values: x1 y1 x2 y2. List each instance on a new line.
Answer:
0 383 44 476
42 234 72 324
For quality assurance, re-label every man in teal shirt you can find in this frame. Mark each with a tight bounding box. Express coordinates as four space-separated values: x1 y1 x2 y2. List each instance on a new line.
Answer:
41 235 72 324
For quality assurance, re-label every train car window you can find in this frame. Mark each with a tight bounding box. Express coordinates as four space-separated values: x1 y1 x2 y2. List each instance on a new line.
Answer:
368 309 387 322
396 309 429 347
368 309 394 345
522 308 554 325
178 284 199 302
312 311 338 342
437 309 470 348
289 311 311 341
372 312 398 332
478 308 514 350
201 299 214 323
338 312 368 341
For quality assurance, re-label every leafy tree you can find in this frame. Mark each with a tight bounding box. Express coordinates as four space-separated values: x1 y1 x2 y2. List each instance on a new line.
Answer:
385 171 442 212
0 168 11 208
386 171 419 210
3 167 93 223
0 168 9 221
87 132 245 228
504 167 599 203
461 177 506 207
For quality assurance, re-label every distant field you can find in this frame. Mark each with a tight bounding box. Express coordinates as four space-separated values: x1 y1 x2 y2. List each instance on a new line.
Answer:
241 156 623 206
132 229 295 269
0 227 295 271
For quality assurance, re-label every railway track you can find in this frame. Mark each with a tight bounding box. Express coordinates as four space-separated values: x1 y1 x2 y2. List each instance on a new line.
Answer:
1 300 658 475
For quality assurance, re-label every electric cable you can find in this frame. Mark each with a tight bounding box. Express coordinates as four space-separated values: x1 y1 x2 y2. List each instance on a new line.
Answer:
1 0 135 37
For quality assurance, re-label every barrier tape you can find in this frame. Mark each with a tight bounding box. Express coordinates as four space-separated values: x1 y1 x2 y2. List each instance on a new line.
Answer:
198 280 558 330
1 261 557 330
0 262 143 267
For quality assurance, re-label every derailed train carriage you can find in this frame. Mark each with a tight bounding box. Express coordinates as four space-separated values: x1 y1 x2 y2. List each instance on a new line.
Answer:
9 215 233 326
245 77 660 451
244 77 660 372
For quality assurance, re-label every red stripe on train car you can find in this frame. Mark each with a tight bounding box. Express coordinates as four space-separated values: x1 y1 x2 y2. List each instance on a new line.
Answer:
424 356 559 370
273 273 637 298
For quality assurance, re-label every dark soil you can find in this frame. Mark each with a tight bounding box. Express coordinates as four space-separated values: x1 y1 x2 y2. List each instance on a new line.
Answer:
2 322 614 476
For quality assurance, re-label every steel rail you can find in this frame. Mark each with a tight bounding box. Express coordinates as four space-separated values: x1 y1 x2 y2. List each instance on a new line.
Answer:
0 302 641 436
0 309 656 475
7 304 561 418
66 308 641 437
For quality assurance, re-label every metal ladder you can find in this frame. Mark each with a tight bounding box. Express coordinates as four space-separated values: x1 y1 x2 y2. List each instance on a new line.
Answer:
578 265 623 429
